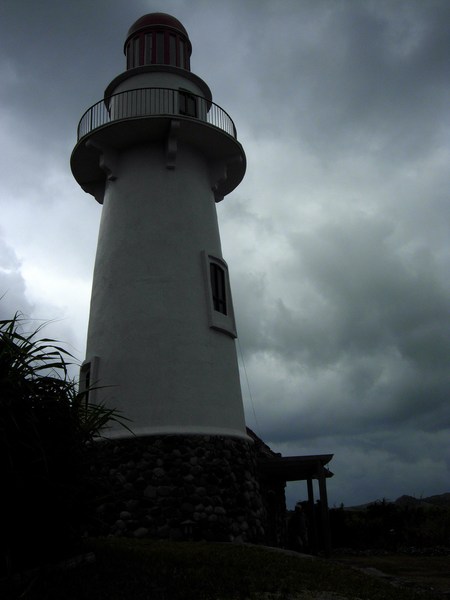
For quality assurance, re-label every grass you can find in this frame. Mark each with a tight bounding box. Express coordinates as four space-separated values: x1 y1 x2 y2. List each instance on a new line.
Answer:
6 538 440 600
334 554 450 594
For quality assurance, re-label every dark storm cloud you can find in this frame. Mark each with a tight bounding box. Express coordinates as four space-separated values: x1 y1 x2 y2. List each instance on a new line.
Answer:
1 0 449 506
217 0 450 504
284 426 450 507
288 215 450 367
235 210 450 435
304 2 450 149
0 0 143 149
208 1 450 162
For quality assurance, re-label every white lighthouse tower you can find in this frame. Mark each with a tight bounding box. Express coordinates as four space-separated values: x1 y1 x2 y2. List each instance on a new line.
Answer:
71 13 248 440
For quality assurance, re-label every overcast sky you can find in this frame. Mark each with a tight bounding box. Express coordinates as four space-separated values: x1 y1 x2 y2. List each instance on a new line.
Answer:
1 0 449 509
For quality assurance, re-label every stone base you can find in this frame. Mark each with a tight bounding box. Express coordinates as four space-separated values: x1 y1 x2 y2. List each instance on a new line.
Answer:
89 434 270 544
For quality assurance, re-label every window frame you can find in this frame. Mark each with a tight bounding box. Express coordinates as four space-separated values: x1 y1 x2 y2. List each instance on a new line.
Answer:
202 252 237 338
210 262 227 315
178 89 197 117
79 355 100 407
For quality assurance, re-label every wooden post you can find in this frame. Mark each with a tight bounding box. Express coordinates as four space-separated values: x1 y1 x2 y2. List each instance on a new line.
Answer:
307 476 318 556
317 463 331 557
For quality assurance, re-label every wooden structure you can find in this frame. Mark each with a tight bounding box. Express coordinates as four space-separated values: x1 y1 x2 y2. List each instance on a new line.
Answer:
259 452 334 556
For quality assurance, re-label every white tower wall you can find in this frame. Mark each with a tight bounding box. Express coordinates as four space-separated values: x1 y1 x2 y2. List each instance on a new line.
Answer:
86 142 246 438
108 70 208 98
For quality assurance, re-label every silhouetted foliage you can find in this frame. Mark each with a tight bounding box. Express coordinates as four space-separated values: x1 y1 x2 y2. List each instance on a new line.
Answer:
0 313 129 576
330 499 450 550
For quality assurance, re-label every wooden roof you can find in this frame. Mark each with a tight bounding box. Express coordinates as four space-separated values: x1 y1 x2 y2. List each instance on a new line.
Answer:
258 454 334 482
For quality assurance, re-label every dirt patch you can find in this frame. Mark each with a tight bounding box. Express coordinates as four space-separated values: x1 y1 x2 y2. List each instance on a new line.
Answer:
332 554 450 595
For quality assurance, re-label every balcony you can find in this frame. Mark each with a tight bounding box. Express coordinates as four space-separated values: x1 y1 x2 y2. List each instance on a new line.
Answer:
71 86 246 202
77 87 237 141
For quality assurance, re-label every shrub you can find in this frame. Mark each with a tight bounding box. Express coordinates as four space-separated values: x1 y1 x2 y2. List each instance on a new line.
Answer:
330 500 450 551
0 313 128 576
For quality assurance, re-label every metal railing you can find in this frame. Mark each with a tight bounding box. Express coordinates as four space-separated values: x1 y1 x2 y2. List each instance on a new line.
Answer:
77 88 237 141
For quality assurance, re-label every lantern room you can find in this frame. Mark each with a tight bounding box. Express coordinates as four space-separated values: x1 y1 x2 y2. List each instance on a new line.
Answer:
124 13 192 71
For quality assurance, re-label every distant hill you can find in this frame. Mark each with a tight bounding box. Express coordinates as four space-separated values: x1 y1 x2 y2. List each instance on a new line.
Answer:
344 492 450 511
394 492 450 508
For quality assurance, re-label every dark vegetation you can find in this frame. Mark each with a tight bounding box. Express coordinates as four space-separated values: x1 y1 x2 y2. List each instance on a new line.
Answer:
335 554 450 595
329 499 450 551
325 500 450 594
0 313 128 578
7 538 438 600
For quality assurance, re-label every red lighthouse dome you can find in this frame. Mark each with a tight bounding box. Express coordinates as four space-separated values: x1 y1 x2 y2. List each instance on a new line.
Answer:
124 12 192 71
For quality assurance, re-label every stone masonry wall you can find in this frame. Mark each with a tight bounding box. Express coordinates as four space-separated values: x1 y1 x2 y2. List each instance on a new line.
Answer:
88 434 271 544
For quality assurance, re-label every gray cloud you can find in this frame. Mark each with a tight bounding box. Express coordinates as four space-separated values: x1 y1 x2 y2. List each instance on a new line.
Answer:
1 0 449 507
235 210 450 436
0 235 34 318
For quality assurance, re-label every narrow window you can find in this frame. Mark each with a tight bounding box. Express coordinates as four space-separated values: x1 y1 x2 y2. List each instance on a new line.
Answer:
179 91 197 117
156 31 164 63
80 362 92 407
133 37 140 67
126 42 132 69
80 356 99 407
179 39 185 68
210 263 227 315
202 253 237 338
145 33 153 64
169 34 177 66
84 365 91 406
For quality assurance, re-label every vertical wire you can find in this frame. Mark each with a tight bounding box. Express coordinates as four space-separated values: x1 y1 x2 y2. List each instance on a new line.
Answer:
237 337 261 437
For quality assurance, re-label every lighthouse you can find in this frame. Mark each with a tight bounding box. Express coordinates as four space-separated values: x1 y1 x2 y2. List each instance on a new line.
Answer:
71 13 247 440
70 14 335 548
